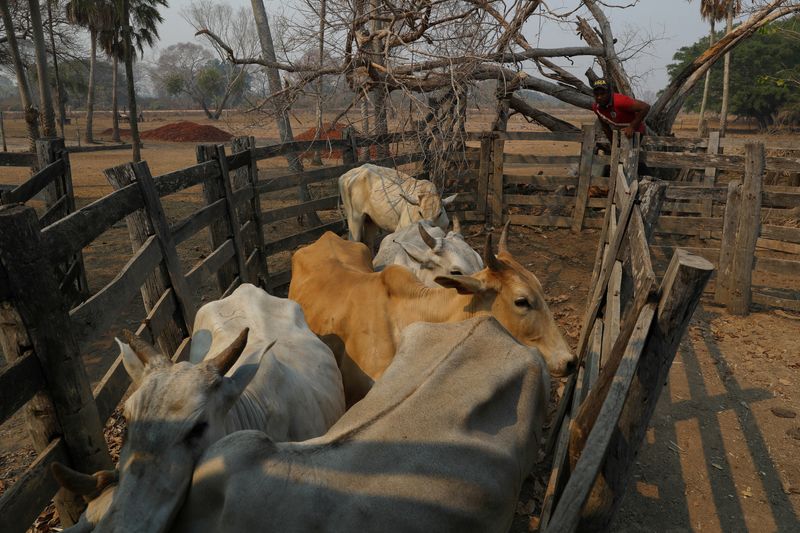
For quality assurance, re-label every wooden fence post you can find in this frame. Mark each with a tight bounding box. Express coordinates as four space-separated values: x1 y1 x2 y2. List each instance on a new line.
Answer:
701 131 720 217
476 133 492 225
36 138 89 298
715 180 741 306
0 205 112 514
197 144 236 294
572 124 596 233
728 142 764 315
342 127 357 165
232 136 270 289
104 165 186 355
490 134 505 227
214 145 250 292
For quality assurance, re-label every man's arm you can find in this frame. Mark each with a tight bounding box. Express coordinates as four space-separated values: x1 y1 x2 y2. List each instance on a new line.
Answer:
622 98 650 138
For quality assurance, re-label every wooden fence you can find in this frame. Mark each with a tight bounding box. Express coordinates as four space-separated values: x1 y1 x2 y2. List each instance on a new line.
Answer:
451 127 800 314
0 131 421 532
538 132 713 532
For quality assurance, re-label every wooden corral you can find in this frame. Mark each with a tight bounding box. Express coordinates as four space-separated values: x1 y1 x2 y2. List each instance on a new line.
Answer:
0 131 421 532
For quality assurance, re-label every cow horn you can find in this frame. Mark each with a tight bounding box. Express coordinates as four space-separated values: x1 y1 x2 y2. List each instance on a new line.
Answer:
483 233 504 271
51 463 118 497
498 220 511 254
452 215 461 235
399 190 420 206
208 328 250 375
418 223 437 249
121 330 164 366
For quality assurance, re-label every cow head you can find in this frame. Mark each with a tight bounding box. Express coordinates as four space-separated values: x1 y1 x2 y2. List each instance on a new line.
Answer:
399 187 457 232
90 328 272 533
434 224 576 377
395 221 483 286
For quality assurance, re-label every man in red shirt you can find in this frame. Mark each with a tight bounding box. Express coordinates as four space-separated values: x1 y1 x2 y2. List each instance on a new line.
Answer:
591 79 650 141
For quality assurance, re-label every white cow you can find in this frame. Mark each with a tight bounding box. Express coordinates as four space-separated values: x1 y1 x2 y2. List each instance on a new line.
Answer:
372 219 483 287
61 284 345 533
339 163 457 250
56 317 549 533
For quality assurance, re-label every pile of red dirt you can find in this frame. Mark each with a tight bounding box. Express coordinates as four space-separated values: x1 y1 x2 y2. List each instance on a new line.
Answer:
100 121 232 142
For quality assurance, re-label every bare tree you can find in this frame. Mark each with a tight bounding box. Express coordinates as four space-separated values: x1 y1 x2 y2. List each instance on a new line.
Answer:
29 0 57 136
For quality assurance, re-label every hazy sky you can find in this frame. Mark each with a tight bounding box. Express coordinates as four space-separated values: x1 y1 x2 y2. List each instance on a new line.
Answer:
149 0 731 95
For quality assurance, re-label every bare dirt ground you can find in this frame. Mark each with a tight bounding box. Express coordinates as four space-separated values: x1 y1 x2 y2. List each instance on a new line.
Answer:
1 109 798 532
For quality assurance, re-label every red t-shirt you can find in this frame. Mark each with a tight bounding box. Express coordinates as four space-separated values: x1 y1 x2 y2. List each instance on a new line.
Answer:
592 93 646 134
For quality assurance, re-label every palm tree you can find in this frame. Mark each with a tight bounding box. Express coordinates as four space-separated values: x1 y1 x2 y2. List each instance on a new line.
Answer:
719 0 742 136
98 0 165 157
28 0 57 136
691 0 728 134
66 0 114 143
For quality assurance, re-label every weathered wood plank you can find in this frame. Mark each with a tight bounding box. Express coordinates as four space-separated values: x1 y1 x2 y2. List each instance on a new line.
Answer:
42 184 144 265
586 319 603 392
0 351 45 426
491 137 505 226
757 237 800 255
503 175 579 188
728 144 764 315
265 219 347 256
0 438 69 533
752 291 800 312
504 194 575 207
663 185 726 201
131 162 198 329
572 124 596 233
69 236 162 343
761 224 800 244
754 256 800 276
642 150 800 173
198 145 235 294
715 181 742 306
476 135 492 218
504 154 580 165
506 214 571 228
153 160 220 197
171 199 227 245
0 159 64 204
602 261 622 371
0 151 37 167
215 145 250 285
262 195 340 224
656 216 723 234
700 131 721 217
226 150 251 172
186 239 235 289
66 143 133 153
466 130 584 142
266 269 293 292
39 195 68 227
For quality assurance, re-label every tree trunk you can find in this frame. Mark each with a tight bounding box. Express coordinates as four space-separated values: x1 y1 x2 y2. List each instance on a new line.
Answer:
122 0 141 161
47 0 67 137
719 6 734 136
697 19 715 135
370 0 389 158
85 28 97 143
250 0 322 224
112 53 121 142
28 0 57 137
311 0 326 166
0 0 40 149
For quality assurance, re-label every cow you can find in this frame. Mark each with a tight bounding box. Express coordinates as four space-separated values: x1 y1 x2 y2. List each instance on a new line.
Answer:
288 224 575 405
55 318 548 533
61 284 345 533
338 163 457 251
372 218 483 287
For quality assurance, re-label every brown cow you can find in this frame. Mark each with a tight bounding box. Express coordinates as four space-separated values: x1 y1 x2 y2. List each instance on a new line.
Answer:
289 225 575 405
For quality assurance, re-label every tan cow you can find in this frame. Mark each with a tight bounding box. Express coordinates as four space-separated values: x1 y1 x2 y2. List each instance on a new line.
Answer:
339 163 457 250
289 225 575 405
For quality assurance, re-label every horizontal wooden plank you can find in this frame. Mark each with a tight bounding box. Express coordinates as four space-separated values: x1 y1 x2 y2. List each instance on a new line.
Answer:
505 194 575 207
186 239 235 288
656 216 723 234
651 245 720 265
504 154 580 165
762 189 800 209
153 160 220 197
757 237 800 255
67 143 132 153
504 175 578 188
664 185 726 201
642 136 707 151
226 150 251 172
267 269 292 292
466 131 584 143
507 214 571 228
171 198 227 245
0 159 64 204
262 195 340 224
70 236 163 344
252 131 419 161
0 152 37 167
42 183 144 265
661 201 706 214
0 438 69 533
752 291 800 311
265 219 347 255
642 150 800 173
256 152 423 193
754 256 800 276
0 352 45 426
231 186 253 208
761 225 800 244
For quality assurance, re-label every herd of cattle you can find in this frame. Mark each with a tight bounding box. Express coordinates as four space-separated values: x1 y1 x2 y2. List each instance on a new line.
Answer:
50 164 577 532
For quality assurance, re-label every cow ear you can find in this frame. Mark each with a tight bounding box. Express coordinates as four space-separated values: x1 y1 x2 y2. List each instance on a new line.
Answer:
116 338 146 387
398 241 434 267
434 275 485 294
442 193 458 206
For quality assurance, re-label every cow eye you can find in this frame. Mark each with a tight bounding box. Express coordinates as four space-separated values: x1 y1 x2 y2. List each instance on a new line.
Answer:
184 421 208 444
514 297 532 309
